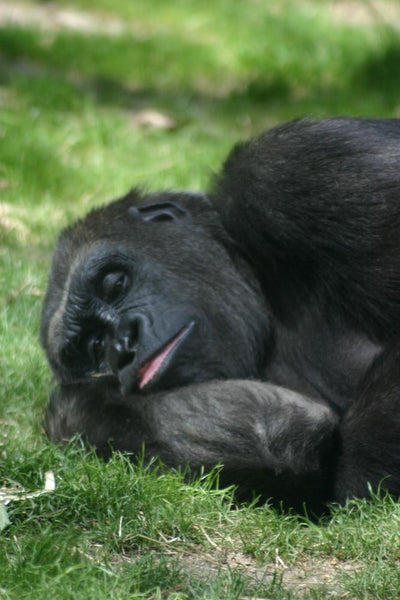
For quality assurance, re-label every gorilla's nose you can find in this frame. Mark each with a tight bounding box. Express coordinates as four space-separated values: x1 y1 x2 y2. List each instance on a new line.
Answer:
108 319 140 374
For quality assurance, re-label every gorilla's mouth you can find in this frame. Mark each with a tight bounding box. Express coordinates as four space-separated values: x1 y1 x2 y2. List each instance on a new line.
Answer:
137 321 195 390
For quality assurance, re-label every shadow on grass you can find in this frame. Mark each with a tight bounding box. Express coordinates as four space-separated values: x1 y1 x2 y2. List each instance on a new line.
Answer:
1 23 399 119
356 34 400 96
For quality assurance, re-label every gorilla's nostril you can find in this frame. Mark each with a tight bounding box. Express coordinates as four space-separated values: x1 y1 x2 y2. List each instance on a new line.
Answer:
129 320 140 349
109 332 137 373
117 345 136 371
109 318 142 374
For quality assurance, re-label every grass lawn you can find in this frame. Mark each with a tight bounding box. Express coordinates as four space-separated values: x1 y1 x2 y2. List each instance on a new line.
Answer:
1 0 400 597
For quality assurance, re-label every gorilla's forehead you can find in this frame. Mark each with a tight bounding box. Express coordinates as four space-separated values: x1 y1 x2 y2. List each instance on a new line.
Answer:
57 228 212 280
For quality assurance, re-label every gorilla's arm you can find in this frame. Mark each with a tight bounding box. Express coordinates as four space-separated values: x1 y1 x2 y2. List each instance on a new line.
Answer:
212 118 400 332
45 379 337 511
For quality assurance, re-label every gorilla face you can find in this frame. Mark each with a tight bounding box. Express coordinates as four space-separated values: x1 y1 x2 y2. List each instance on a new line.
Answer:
41 191 270 394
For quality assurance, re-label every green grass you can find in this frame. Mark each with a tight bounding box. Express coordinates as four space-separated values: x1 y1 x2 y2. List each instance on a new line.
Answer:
1 0 400 597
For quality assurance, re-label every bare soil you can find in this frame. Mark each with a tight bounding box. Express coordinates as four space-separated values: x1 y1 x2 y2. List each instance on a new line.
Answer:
0 0 126 34
178 549 360 597
1 0 399 33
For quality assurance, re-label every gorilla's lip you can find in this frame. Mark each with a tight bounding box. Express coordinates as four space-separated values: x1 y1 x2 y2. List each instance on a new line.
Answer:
137 321 195 390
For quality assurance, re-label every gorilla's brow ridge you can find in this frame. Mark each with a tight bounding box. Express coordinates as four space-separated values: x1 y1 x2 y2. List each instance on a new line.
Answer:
46 247 92 362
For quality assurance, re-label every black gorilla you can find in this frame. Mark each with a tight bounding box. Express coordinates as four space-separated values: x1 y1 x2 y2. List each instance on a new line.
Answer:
41 118 400 512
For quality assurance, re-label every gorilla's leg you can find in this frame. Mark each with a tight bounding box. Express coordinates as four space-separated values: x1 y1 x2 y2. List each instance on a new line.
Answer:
45 380 337 512
335 344 400 503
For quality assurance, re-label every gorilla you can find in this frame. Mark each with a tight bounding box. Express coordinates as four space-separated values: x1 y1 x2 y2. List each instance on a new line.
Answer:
41 118 400 512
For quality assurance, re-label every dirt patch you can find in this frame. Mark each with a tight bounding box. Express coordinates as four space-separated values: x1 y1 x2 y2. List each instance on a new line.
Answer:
0 0 126 34
329 0 400 26
5 0 399 34
178 549 360 595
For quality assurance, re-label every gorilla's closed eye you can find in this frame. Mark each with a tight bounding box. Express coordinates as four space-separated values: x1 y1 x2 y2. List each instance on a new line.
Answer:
101 271 129 302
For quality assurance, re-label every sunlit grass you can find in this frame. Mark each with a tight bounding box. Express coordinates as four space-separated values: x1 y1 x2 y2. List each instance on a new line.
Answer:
1 0 400 597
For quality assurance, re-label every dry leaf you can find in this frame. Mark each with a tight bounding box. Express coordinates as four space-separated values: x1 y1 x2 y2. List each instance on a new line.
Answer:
132 110 177 130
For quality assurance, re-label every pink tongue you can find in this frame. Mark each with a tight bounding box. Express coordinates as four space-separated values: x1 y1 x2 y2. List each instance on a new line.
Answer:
137 328 188 389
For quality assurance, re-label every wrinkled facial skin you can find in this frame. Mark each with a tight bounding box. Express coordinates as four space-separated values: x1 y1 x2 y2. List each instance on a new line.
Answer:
41 191 270 395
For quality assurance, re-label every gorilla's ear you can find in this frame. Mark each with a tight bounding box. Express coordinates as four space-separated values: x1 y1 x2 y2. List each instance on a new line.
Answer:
128 202 189 223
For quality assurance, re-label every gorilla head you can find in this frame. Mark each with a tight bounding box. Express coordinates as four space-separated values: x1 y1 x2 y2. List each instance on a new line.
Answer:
41 189 270 395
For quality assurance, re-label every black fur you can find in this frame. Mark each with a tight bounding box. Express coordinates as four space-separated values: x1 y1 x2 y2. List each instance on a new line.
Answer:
41 118 400 510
